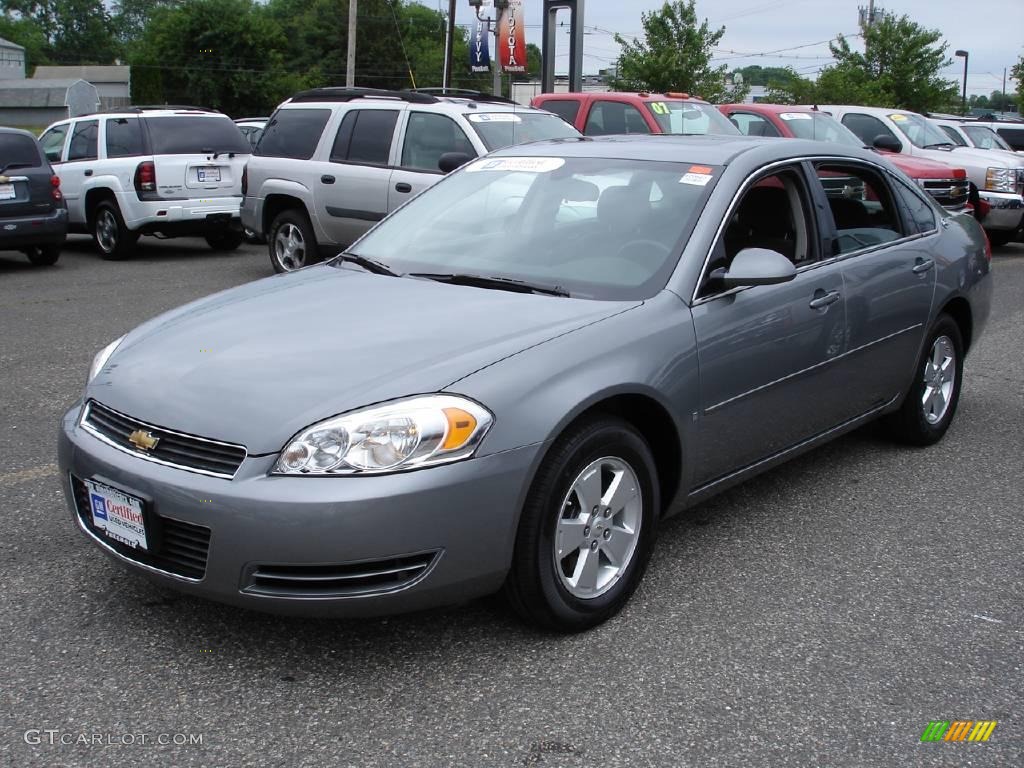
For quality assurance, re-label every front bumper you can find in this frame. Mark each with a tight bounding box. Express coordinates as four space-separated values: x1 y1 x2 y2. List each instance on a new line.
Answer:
0 207 67 248
978 190 1024 232
59 403 540 617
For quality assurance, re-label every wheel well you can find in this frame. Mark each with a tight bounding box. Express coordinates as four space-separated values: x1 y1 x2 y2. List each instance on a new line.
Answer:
263 194 308 235
570 394 683 516
84 188 116 225
941 297 973 353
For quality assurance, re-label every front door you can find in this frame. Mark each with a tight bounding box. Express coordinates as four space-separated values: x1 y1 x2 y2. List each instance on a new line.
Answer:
52 120 98 226
389 111 478 212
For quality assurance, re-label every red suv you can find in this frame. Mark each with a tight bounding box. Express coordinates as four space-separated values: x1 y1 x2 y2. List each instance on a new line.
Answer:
532 92 739 136
718 103 972 213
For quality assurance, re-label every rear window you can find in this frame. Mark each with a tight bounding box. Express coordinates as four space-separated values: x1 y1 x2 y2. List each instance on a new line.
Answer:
257 108 331 160
144 116 250 155
0 133 41 170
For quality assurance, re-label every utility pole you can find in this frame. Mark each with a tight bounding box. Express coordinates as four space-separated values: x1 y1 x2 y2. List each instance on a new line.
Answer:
1002 67 1007 111
443 0 456 89
346 0 357 87
492 8 502 98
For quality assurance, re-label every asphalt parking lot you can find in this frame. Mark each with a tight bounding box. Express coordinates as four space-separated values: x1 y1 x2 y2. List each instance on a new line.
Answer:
1 236 1022 767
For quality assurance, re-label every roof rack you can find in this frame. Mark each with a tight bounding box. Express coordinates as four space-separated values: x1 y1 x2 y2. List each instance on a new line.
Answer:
289 87 439 104
412 87 519 106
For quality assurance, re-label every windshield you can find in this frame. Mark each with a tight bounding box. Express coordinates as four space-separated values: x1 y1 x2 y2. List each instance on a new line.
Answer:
644 101 739 135
889 113 953 149
467 112 580 151
344 156 719 301
145 116 251 155
963 125 1014 151
779 112 862 146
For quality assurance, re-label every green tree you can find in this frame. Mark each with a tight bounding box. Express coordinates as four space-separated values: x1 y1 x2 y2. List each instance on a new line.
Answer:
112 0 182 44
1012 57 1024 112
0 14 51 72
49 0 120 63
611 0 737 102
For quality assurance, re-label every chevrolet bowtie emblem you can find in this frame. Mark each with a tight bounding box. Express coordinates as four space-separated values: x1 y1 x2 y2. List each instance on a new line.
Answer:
128 429 160 451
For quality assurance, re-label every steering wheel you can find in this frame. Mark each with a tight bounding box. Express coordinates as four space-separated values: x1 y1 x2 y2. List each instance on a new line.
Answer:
616 239 672 263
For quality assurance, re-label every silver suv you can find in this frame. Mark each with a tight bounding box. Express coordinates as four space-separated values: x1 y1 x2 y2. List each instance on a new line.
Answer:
39 107 251 259
241 88 581 272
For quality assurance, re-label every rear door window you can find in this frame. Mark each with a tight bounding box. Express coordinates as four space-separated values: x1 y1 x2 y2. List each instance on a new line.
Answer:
258 109 331 159
331 109 400 166
811 162 906 254
892 177 938 235
105 117 145 158
539 99 581 125
145 116 250 155
67 120 99 162
0 133 42 170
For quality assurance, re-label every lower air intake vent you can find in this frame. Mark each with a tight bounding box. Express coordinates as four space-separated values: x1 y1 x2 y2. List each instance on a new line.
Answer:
244 552 439 597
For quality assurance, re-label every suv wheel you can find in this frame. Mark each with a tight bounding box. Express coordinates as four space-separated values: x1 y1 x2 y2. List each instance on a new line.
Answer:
93 200 138 260
25 244 61 266
205 230 244 251
269 209 318 273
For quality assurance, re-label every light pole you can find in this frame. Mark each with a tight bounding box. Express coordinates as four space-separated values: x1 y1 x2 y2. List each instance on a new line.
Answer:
955 49 969 115
470 0 508 96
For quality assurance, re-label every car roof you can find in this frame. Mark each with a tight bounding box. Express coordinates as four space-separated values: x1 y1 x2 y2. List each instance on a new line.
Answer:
817 104 923 119
535 91 712 105
279 87 550 115
719 103 817 115
0 126 37 138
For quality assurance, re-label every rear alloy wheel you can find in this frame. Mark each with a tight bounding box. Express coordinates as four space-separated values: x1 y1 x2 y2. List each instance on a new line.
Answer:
25 244 61 266
884 314 964 446
269 210 318 273
93 200 138 260
505 416 659 632
205 230 244 251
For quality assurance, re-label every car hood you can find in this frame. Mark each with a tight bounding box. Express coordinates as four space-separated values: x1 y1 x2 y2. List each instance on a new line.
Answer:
89 265 635 454
881 151 963 179
920 144 1024 169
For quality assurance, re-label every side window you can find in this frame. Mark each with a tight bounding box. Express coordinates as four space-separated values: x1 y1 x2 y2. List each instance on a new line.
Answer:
892 177 938 235
257 108 331 160
584 101 651 136
812 163 904 255
995 127 1024 151
105 118 144 158
938 124 967 147
726 112 781 137
539 99 581 125
39 124 69 163
841 113 900 150
349 110 400 165
400 112 475 172
67 120 98 161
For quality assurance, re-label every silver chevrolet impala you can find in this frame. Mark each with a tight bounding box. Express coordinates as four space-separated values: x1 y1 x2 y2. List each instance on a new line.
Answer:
59 135 993 632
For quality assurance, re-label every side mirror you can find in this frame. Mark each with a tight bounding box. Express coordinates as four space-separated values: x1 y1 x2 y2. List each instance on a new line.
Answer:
711 248 796 289
438 152 473 174
872 134 902 153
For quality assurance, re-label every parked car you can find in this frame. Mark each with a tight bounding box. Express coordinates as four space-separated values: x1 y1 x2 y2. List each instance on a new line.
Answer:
818 105 1024 246
931 118 1020 157
719 104 971 212
39 106 251 260
61 134 991 631
235 117 267 150
242 87 581 273
0 127 67 266
967 120 1024 153
531 90 739 137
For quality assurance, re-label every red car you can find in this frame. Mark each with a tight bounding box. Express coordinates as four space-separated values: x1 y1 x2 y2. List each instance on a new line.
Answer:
718 103 972 213
532 91 738 137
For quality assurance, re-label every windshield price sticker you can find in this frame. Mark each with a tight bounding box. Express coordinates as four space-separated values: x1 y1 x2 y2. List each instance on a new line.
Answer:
466 157 565 173
780 112 813 121
650 102 671 115
468 113 523 123
680 170 713 186
890 114 908 121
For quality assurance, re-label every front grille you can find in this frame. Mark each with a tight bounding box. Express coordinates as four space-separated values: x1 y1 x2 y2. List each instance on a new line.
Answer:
71 475 211 580
244 552 439 597
82 400 246 479
921 178 970 210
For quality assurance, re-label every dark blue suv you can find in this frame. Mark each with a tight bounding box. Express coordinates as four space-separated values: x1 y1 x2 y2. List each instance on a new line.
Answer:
0 127 67 266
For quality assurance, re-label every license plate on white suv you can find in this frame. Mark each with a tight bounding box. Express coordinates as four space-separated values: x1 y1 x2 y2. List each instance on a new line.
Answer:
197 167 221 183
86 479 148 550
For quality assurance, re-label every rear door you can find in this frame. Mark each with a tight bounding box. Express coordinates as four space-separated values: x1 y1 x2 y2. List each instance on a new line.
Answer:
389 111 478 212
142 114 251 199
315 105 401 246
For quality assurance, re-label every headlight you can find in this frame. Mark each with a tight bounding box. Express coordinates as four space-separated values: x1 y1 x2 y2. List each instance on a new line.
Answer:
88 335 125 383
273 395 493 475
984 167 1013 193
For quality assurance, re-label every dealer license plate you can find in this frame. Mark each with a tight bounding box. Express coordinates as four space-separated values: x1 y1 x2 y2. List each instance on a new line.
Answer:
197 167 221 183
86 479 148 550
0 183 15 200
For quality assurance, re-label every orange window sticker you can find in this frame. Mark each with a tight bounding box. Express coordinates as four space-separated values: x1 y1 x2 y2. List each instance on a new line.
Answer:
688 165 714 174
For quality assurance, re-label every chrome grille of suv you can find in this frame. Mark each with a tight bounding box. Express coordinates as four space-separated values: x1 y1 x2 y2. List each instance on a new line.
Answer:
243 552 439 598
921 178 970 211
81 400 246 479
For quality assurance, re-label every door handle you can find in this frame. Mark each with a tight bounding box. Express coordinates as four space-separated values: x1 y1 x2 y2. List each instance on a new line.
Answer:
808 289 841 310
395 182 412 193
84 169 93 176
912 257 935 274
320 175 335 184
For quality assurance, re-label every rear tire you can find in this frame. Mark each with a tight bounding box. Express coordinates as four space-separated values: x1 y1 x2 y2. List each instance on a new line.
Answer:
25 244 61 266
205 230 244 251
883 314 964 446
268 209 318 273
505 416 659 632
92 200 138 260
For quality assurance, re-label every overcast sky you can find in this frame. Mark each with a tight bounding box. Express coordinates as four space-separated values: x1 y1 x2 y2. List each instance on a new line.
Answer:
420 0 1022 97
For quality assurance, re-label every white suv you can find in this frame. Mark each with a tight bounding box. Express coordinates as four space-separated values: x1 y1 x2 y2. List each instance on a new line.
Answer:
39 107 251 259
241 87 581 272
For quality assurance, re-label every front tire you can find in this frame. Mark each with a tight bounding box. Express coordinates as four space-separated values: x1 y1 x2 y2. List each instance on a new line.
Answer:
505 416 659 632
268 209 318 273
92 200 138 260
883 314 964 446
25 244 61 266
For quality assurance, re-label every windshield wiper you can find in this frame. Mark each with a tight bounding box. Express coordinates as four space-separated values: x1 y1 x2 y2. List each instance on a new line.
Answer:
410 272 569 297
335 252 400 276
